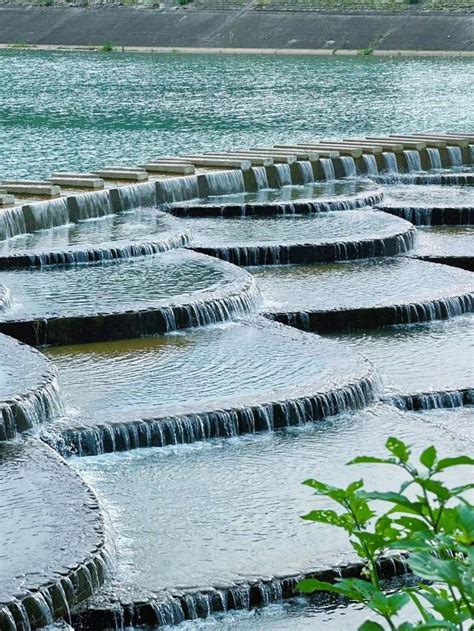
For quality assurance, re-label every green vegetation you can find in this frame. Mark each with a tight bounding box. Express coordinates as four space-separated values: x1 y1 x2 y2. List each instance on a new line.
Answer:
358 47 375 55
100 42 114 52
297 436 474 629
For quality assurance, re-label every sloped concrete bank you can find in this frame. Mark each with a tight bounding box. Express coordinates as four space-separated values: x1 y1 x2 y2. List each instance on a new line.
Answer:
0 7 472 52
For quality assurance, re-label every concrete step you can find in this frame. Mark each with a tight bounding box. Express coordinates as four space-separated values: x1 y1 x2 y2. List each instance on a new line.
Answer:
0 192 15 207
141 163 196 175
410 134 472 147
274 145 339 158
203 153 274 166
48 175 105 189
1 181 61 197
366 137 426 151
343 138 404 152
266 146 320 161
178 156 252 170
387 135 447 148
309 141 384 154
93 169 148 181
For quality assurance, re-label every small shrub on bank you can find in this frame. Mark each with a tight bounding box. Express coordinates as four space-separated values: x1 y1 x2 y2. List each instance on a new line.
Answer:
298 436 474 629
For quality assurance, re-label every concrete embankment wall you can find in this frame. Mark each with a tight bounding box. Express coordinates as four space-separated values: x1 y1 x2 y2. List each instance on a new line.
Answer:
0 7 472 52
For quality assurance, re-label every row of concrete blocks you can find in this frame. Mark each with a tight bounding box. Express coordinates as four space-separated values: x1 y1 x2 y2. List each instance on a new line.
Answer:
1 133 471 207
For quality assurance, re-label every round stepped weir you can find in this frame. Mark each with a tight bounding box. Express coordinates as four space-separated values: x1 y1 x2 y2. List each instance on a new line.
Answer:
333 313 474 410
376 183 474 226
0 438 111 630
0 333 63 440
186 210 415 266
255 258 474 332
168 181 383 217
373 172 474 187
0 208 190 269
0 250 261 346
409 226 474 272
70 404 469 628
44 319 380 456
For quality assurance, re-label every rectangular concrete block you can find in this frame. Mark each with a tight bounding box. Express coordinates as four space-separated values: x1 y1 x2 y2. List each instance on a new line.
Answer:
1 181 61 197
48 176 105 189
297 143 363 158
142 163 196 175
367 137 426 151
94 169 148 181
388 135 447 148
343 138 404 152
274 145 339 158
180 157 252 170
269 146 320 161
0 192 15 206
203 153 274 167
410 134 471 147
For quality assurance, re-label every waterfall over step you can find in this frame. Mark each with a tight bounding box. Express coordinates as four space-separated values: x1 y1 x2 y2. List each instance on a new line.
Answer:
22 197 70 233
447 146 463 167
0 207 26 240
426 148 442 170
340 156 357 177
362 154 378 176
69 190 114 222
111 181 157 211
200 169 246 197
382 152 398 173
156 176 199 204
320 158 336 181
403 150 422 173
251 166 269 189
296 161 314 184
274 163 292 187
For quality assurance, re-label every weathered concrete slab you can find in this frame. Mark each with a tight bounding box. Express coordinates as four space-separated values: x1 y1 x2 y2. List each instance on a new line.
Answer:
0 192 15 207
142 162 196 174
94 169 148 181
411 134 473 146
180 156 252 170
203 153 274 167
293 143 363 158
48 176 105 189
1 181 61 197
268 146 320 161
274 145 339 158
367 137 426 151
344 138 405 152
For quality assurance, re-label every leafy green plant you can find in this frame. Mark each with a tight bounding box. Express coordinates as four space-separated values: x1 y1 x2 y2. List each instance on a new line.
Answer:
358 47 375 56
297 437 474 630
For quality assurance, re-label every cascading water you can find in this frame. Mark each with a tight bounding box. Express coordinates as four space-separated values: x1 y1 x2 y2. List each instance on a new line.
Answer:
447 146 462 167
155 176 199 204
0 207 26 240
112 182 157 212
200 169 246 197
362 154 378 176
274 164 292 187
340 156 357 177
296 161 314 184
403 150 422 173
426 148 442 170
382 152 398 173
69 190 115 222
251 166 269 190
22 197 70 233
320 158 336 180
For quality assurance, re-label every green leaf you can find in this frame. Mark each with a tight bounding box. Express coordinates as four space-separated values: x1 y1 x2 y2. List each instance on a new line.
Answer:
386 436 411 463
295 578 337 594
408 553 462 585
415 478 451 502
435 455 474 472
302 479 337 494
358 622 385 631
301 509 353 532
450 482 474 496
346 479 365 494
348 455 396 465
420 445 437 469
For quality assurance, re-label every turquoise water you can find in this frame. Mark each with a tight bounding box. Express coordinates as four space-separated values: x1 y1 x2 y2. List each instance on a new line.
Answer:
1 50 473 178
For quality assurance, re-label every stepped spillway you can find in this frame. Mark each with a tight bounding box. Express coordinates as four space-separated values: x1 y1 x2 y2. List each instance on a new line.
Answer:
0 439 111 630
0 250 260 346
0 333 63 440
410 226 474 271
44 319 379 456
376 183 474 226
168 180 383 217
70 404 470 628
186 210 415 266
0 208 189 268
255 258 474 332
333 313 474 410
